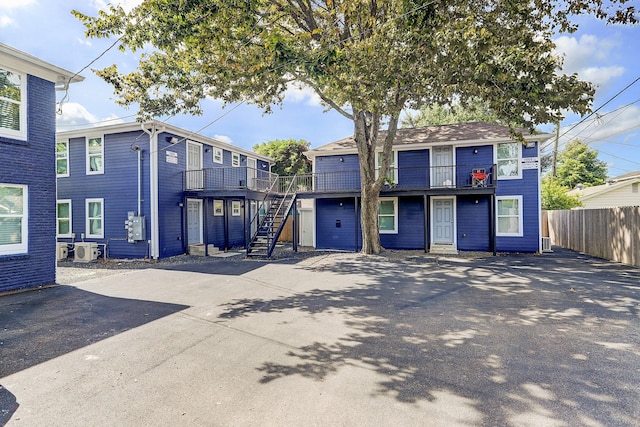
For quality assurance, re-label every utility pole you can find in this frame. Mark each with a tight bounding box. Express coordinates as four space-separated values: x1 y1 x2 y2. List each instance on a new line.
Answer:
551 123 559 177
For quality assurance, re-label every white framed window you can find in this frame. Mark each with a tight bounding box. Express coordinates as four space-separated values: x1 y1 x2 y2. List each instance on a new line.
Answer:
86 198 104 238
57 199 72 237
496 196 523 236
213 147 223 164
375 151 398 184
496 141 521 179
86 136 104 174
0 67 27 140
56 140 69 177
213 200 224 216
0 184 28 255
232 201 241 216
231 152 240 167
378 197 398 234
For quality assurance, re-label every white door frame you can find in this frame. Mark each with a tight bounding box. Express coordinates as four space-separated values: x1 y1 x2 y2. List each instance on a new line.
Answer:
186 140 203 190
299 208 314 247
247 157 257 189
430 196 457 247
186 198 203 245
430 145 455 187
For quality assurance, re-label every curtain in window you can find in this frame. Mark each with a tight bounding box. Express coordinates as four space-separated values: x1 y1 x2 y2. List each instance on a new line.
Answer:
0 186 24 245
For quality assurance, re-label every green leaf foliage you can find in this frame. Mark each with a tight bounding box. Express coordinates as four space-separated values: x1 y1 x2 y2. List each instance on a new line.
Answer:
541 177 582 210
253 139 311 176
73 0 629 253
556 140 608 189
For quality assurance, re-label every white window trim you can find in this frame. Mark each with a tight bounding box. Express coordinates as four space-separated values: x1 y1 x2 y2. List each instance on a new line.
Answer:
86 135 105 175
495 141 522 180
0 183 28 255
0 67 27 140
56 199 72 238
56 139 70 177
378 197 398 234
375 150 398 184
213 200 224 216
231 201 241 216
212 147 223 164
496 195 524 237
86 198 104 239
231 152 241 167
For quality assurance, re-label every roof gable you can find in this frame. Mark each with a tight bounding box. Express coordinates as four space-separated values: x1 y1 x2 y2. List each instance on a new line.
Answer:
309 122 548 154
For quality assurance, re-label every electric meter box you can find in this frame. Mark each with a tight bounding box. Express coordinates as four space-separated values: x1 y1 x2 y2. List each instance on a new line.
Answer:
125 212 146 243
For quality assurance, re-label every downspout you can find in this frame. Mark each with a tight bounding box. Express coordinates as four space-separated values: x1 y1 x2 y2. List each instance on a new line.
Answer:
141 123 160 259
137 149 142 215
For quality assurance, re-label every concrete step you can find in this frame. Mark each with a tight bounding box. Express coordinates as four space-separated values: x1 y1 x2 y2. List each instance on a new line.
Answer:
188 244 221 256
429 244 459 255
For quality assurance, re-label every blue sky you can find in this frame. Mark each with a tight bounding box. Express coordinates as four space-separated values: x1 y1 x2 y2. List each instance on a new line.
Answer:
1 0 639 177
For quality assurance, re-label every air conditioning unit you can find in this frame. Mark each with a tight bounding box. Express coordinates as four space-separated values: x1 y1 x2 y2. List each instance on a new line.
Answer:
542 237 553 253
74 242 99 262
56 242 69 261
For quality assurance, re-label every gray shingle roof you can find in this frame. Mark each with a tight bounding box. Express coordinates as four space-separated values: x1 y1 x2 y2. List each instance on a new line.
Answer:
313 122 541 152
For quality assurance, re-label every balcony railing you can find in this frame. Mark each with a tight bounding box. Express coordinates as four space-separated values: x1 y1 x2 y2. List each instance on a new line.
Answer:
184 164 496 193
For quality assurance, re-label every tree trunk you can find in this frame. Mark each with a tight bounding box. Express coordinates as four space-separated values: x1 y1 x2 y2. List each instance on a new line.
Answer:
353 109 400 255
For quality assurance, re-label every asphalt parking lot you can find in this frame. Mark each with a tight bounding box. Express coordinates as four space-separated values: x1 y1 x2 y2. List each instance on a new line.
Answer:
1 247 639 426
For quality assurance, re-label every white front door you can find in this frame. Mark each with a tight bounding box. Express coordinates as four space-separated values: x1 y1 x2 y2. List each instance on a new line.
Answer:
187 199 203 245
186 141 203 190
247 158 257 189
432 146 454 187
299 209 314 247
432 198 455 245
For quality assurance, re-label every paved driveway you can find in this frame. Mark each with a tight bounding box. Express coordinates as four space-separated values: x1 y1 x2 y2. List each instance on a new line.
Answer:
1 248 639 426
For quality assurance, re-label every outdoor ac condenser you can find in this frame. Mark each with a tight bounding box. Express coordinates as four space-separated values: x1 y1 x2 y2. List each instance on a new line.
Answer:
542 237 552 253
74 242 99 262
56 242 69 261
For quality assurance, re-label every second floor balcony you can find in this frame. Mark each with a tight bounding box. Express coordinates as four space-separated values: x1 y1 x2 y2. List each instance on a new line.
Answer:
184 164 497 194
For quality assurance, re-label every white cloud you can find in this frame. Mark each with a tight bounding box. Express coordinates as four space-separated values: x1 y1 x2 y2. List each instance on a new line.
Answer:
56 102 124 130
0 0 37 11
554 34 625 90
213 134 233 144
90 0 143 12
0 0 35 27
284 82 323 107
76 37 92 46
580 66 626 88
0 15 14 27
560 105 640 145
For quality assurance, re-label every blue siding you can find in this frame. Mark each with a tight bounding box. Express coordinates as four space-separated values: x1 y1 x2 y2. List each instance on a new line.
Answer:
397 150 429 188
314 154 360 191
157 133 188 258
0 76 57 292
456 196 491 251
57 130 152 259
456 145 493 187
380 197 425 249
316 198 359 251
495 141 540 252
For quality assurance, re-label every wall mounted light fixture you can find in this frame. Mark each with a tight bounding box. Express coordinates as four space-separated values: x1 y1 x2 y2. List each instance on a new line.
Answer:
339 157 344 162
166 136 179 144
473 148 478 154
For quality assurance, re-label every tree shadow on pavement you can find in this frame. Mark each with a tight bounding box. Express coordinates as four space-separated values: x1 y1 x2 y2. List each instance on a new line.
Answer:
0 286 188 378
218 248 640 426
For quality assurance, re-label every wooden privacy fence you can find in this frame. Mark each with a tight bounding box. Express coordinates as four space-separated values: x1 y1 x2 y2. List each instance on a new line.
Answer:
545 207 640 267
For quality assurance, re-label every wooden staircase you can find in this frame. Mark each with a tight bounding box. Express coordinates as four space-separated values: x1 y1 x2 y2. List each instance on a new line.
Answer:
247 193 296 258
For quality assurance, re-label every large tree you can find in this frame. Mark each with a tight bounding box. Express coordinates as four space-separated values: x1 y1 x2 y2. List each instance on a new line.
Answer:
253 139 311 176
401 98 505 128
556 140 608 189
74 0 611 254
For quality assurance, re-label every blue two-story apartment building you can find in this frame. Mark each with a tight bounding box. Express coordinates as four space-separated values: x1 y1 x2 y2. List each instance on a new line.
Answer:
0 43 82 292
299 122 548 254
56 121 271 260
181 121 549 257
